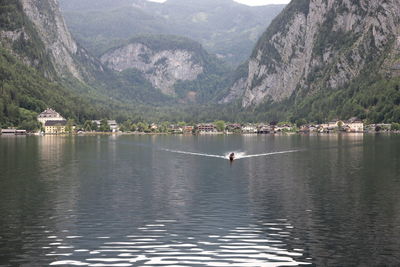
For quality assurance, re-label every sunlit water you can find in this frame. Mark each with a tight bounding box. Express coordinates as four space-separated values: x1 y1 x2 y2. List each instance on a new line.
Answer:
1 134 400 266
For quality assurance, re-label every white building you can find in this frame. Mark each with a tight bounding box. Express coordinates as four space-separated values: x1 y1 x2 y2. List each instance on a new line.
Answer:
242 125 257 133
92 120 120 132
108 120 119 132
38 108 65 126
344 118 364 132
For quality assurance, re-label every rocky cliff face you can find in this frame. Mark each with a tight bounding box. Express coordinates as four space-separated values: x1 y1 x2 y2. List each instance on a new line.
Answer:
101 42 203 96
99 34 231 103
21 0 79 77
223 0 400 108
1 0 104 81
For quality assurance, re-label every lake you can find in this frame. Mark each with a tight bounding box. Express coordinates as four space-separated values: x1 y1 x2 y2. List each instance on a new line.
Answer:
0 134 400 266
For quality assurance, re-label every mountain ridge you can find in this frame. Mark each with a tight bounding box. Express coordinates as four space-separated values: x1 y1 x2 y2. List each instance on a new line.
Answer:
58 0 285 66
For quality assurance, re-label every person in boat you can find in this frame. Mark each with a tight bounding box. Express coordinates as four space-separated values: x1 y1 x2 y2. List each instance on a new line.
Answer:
229 153 235 161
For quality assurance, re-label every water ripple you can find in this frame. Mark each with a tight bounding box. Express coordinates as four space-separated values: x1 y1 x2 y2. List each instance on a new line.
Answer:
49 220 311 266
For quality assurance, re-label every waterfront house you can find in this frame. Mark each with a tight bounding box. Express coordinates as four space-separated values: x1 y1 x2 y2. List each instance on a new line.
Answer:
319 120 342 132
38 108 65 126
344 118 364 132
257 124 273 134
173 128 184 134
1 129 17 135
150 123 158 130
1 128 28 135
16 130 27 135
182 126 194 133
168 125 183 134
328 120 342 131
196 123 216 133
44 120 67 134
108 120 119 132
308 125 318 132
242 125 257 134
92 120 120 132
1 129 27 135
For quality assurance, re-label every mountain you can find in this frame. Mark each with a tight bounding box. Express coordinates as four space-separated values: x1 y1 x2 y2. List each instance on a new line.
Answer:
223 0 400 123
101 35 229 103
0 0 110 128
0 0 236 129
0 0 176 129
58 0 285 66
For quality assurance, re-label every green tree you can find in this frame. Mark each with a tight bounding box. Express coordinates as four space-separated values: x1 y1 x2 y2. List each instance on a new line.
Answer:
159 121 170 133
120 120 133 132
92 121 99 131
84 120 92 132
295 119 307 128
99 119 110 132
277 121 292 127
137 122 148 132
177 121 186 127
391 123 400 131
338 120 344 130
66 119 75 134
214 120 225 132
18 119 40 132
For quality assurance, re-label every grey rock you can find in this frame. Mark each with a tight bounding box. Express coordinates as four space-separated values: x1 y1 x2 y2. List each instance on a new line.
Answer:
101 43 204 96
224 0 400 108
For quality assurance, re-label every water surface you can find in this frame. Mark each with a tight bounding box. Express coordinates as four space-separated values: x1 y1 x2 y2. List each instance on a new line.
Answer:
1 134 400 266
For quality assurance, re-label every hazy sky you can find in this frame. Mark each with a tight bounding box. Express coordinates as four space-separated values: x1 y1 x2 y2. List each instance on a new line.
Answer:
147 0 291 6
233 0 290 5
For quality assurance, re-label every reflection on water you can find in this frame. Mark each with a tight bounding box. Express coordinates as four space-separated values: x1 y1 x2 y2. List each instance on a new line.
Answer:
1 134 400 266
49 219 308 266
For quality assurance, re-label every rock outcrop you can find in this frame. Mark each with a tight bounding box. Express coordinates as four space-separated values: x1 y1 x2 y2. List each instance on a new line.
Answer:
5 0 104 81
223 0 400 108
100 35 228 102
101 43 203 96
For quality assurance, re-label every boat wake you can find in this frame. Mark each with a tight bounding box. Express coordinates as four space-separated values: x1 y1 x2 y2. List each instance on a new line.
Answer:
163 149 300 160
162 149 226 159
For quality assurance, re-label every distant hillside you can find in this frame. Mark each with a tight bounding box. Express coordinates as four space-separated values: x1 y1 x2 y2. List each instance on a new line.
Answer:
58 0 285 66
101 35 230 103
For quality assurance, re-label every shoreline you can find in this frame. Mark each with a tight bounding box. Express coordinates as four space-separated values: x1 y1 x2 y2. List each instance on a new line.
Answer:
1 131 399 137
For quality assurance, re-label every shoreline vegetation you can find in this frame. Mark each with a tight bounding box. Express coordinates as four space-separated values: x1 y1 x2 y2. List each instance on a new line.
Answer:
2 109 400 136
2 130 400 137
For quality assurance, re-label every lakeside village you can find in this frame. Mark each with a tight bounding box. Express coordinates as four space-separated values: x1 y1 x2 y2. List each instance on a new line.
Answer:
1 108 400 136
